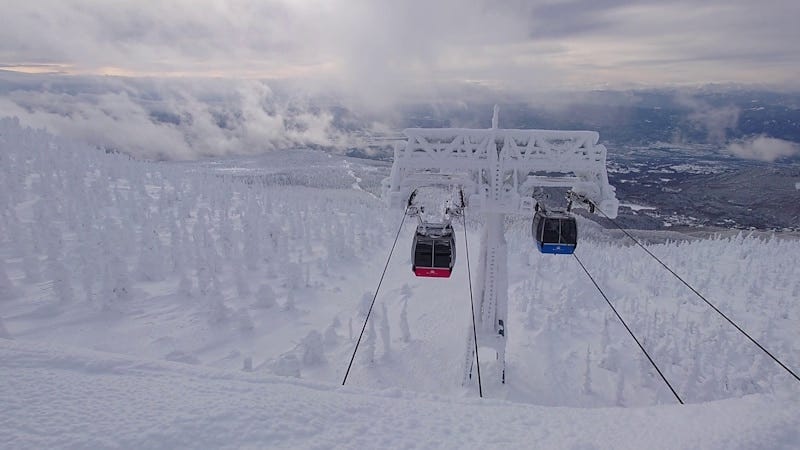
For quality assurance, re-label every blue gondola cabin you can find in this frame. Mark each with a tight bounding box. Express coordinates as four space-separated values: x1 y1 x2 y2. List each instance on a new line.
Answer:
532 210 577 255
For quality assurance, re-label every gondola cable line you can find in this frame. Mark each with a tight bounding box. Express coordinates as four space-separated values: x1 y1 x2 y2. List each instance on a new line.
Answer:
342 196 485 397
462 203 483 398
342 207 409 386
573 253 685 404
591 204 800 384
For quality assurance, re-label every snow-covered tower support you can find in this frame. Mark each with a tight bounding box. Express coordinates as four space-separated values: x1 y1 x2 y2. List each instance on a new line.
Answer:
383 107 618 385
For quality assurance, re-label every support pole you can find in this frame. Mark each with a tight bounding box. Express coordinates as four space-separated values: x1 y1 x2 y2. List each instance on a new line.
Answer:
477 212 508 383
473 124 509 384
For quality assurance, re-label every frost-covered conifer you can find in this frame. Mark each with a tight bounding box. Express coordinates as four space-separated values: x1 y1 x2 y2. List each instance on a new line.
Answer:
598 314 612 370
317 258 329 277
242 204 261 271
283 290 296 311
638 352 652 388
615 372 626 406
102 253 132 305
301 330 325 366
192 209 210 260
324 318 339 348
682 349 702 400
348 318 353 341
582 345 592 395
364 317 376 364
255 284 276 308
218 209 234 260
358 291 373 317
208 298 231 324
380 303 391 357
399 299 411 343
272 353 301 378
234 265 251 298
137 217 164 282
286 262 303 290
43 225 64 281
167 216 182 274
195 258 212 297
178 271 193 298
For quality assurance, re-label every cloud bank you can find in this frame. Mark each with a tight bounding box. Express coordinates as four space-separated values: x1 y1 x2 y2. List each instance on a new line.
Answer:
674 92 741 143
0 77 370 160
726 135 799 162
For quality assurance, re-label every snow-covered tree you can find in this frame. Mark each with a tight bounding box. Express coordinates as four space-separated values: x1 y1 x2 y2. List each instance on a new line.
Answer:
582 345 593 395
380 303 391 358
358 291 373 317
324 317 340 348
101 253 132 305
283 290 296 311
615 371 626 406
399 299 411 343
272 353 301 378
301 330 326 366
255 284 276 309
178 272 193 298
363 317 376 365
136 216 164 282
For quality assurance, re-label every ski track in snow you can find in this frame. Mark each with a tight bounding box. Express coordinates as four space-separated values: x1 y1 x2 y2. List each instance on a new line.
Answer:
343 159 378 200
1 118 800 448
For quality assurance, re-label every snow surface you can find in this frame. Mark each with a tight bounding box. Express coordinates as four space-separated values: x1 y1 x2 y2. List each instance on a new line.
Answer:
1 117 799 448
3 338 798 449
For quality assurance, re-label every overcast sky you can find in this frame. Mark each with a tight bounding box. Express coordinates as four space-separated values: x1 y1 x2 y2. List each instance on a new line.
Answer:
1 0 799 102
0 0 798 160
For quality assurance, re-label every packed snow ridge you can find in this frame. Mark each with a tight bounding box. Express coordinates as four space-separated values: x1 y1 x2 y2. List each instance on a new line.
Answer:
1 117 798 448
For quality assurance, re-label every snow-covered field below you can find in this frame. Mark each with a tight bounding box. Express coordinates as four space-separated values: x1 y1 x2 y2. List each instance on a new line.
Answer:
1 117 799 448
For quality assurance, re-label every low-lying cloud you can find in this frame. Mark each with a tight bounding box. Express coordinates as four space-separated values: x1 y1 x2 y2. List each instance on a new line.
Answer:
0 77 370 160
675 92 740 143
727 135 799 162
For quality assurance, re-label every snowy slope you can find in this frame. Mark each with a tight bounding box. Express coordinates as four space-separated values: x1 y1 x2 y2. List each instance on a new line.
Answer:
3 338 798 449
2 117 800 447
